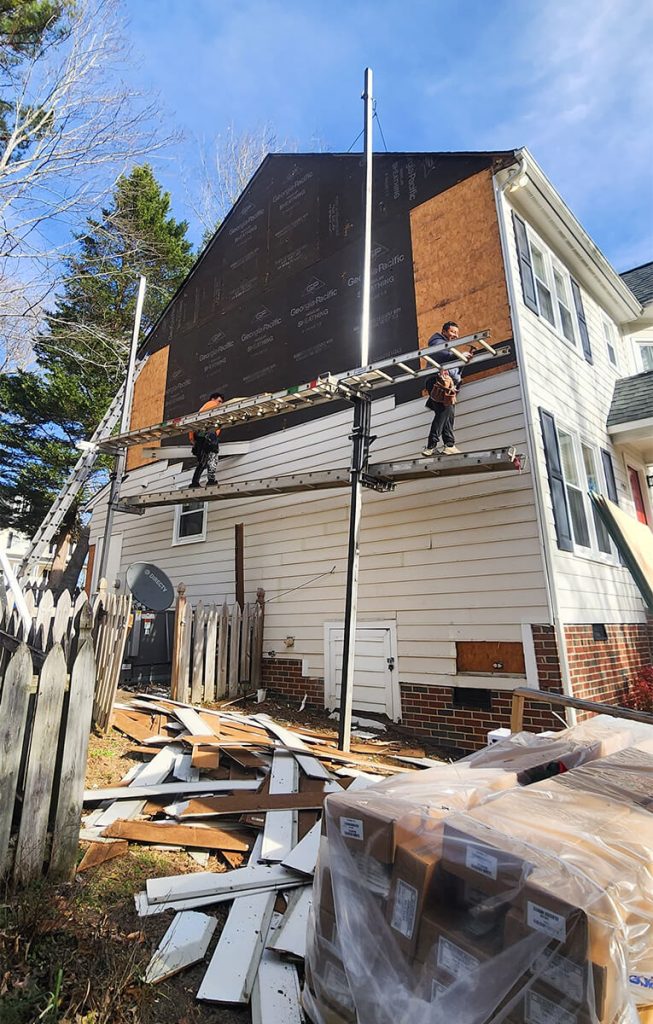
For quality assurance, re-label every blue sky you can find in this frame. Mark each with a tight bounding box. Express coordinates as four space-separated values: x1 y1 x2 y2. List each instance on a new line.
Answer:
124 0 652 271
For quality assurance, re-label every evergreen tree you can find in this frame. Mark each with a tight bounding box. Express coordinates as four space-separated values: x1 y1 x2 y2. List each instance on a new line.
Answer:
0 163 194 536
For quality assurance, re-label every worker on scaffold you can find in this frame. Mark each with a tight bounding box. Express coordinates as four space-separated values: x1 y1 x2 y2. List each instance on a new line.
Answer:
189 392 224 487
422 322 475 456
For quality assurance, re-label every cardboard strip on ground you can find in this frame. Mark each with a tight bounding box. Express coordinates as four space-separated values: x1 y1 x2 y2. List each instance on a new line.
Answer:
77 838 129 872
101 819 253 852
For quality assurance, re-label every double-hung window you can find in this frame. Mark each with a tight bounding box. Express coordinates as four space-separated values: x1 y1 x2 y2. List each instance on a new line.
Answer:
512 213 593 362
553 425 616 560
601 316 618 368
173 501 207 545
639 342 653 371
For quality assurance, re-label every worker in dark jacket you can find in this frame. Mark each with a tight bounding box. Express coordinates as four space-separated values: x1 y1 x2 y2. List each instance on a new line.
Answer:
422 322 474 456
190 392 224 487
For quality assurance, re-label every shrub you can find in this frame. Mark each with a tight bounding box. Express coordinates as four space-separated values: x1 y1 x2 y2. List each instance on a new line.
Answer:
623 666 653 713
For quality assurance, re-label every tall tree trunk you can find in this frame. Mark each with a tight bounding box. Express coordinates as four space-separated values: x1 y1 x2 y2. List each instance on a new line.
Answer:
51 527 90 598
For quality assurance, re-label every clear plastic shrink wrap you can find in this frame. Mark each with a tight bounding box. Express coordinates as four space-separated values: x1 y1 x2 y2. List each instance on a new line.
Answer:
303 720 653 1024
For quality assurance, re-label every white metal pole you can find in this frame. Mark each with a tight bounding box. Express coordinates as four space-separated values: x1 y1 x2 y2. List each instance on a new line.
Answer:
360 67 374 367
96 275 147 588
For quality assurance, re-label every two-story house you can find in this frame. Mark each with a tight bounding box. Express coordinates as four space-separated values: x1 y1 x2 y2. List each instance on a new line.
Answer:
86 149 653 751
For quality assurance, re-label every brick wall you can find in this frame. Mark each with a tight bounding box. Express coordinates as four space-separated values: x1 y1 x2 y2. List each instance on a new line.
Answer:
564 622 653 707
261 657 324 705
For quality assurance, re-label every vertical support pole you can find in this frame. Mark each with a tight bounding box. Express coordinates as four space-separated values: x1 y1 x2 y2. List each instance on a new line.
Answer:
96 275 147 588
235 523 244 609
359 67 373 368
338 395 372 752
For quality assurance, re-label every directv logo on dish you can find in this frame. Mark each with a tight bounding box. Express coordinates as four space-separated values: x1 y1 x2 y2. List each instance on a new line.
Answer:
143 568 168 592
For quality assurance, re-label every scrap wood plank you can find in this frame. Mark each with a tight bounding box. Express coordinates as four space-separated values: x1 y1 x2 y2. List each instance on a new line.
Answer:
222 746 270 771
191 747 220 770
145 910 217 984
177 790 331 819
266 887 312 959
93 743 181 828
83 779 262 804
196 890 276 1003
112 709 162 743
146 861 306 905
101 820 252 852
77 838 129 872
251 948 304 1024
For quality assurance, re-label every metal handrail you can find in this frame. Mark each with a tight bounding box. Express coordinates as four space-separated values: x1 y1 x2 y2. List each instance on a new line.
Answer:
509 686 653 733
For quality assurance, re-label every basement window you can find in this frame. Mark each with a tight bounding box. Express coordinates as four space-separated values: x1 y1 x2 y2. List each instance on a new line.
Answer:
173 501 207 545
592 624 608 642
452 688 492 712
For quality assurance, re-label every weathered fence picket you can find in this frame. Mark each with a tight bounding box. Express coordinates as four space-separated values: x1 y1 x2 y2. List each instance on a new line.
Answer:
0 645 33 876
170 587 264 704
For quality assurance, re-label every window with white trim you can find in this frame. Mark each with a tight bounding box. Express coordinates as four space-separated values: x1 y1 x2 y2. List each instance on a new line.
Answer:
637 340 653 372
601 316 618 368
557 428 616 560
173 501 207 545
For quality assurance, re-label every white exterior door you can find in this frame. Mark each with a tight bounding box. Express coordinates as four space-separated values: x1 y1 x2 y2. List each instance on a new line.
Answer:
324 621 400 721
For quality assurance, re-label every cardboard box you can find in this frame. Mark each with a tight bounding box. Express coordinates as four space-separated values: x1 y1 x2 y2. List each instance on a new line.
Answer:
317 905 338 947
553 746 653 811
441 821 534 896
327 793 444 863
386 833 443 953
312 949 357 1023
415 906 504 974
505 981 595 1024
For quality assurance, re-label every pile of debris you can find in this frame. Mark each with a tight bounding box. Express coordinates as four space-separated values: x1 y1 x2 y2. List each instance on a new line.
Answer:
81 694 410 1020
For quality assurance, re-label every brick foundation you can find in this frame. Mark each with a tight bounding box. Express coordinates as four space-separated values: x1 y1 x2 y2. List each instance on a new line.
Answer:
564 622 653 709
261 657 325 706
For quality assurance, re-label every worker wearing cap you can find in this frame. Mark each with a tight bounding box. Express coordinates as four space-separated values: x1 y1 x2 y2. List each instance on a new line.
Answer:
422 322 475 456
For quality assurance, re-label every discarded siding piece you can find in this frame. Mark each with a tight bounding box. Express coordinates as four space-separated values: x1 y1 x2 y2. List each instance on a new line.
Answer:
251 947 305 1024
196 890 276 1003
267 887 312 960
281 821 321 876
77 839 129 872
83 778 261 803
144 911 217 984
176 791 332 819
254 715 332 781
261 750 298 863
173 752 199 782
146 861 304 905
92 743 184 827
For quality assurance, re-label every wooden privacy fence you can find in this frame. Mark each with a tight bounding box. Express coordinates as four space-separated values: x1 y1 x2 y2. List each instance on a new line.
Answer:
0 611 96 886
0 578 132 731
171 584 264 703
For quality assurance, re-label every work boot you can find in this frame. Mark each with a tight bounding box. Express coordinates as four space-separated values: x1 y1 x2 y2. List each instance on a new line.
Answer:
442 445 461 455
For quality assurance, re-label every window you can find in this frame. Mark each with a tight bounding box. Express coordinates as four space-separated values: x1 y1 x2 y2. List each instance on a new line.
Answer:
512 213 593 362
601 316 618 368
173 501 207 544
638 342 653 372
580 444 612 553
558 430 591 548
557 428 617 559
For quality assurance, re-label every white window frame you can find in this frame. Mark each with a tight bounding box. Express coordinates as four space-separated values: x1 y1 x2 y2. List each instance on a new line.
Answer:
601 315 619 369
522 227 586 351
636 339 653 372
173 501 207 546
556 425 619 565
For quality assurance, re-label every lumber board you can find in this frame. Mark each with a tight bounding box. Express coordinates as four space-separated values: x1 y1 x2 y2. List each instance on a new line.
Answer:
77 839 129 872
83 779 262 803
101 820 252 852
191 747 220 770
177 791 331 819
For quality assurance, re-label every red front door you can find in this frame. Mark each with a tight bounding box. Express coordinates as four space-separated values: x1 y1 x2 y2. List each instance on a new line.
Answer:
628 467 649 525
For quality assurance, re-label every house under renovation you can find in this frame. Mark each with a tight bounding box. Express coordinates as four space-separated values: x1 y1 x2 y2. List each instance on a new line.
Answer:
87 149 653 750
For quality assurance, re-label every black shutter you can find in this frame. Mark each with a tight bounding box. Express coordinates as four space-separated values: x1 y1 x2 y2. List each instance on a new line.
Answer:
539 409 574 552
601 448 626 563
570 278 592 364
512 211 539 314
600 449 618 504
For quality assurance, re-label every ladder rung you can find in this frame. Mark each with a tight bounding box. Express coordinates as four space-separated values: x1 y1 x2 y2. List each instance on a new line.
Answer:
396 362 417 376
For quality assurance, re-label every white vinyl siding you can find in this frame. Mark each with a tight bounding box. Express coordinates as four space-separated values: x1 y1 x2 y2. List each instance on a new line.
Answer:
501 189 646 625
89 371 549 692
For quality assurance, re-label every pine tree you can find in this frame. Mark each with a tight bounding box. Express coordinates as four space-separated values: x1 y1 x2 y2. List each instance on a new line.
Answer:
0 164 194 536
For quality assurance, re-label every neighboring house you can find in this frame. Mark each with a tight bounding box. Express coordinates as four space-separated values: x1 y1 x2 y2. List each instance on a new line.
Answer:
87 149 653 751
0 527 53 581
621 261 653 373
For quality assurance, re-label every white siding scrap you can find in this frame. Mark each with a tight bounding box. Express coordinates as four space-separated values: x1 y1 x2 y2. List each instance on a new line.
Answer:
144 911 217 984
196 891 276 1003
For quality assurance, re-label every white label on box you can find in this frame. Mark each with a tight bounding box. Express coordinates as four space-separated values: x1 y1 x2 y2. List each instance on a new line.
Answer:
350 850 391 897
465 845 498 880
390 879 418 939
533 951 584 1003
323 961 355 1013
437 936 480 977
527 901 567 942
340 817 363 840
525 990 577 1024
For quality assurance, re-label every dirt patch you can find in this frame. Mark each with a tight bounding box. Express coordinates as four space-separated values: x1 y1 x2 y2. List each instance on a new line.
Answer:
85 731 140 790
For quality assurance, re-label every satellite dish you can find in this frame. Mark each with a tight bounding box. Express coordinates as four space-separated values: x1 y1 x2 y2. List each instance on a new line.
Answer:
126 562 174 611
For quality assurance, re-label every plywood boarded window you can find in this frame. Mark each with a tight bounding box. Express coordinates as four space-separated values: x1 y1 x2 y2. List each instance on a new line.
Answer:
456 641 525 676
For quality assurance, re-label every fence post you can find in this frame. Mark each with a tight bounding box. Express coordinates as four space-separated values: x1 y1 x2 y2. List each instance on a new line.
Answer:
0 645 33 877
170 583 187 702
228 602 242 698
510 692 526 733
191 600 205 705
251 588 265 689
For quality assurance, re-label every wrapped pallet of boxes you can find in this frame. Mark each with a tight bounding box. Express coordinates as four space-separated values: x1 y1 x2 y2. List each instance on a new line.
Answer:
303 755 649 1024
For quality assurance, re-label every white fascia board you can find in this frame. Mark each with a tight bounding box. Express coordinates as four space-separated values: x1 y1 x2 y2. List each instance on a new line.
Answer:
608 416 653 436
197 890 276 1003
499 149 642 324
144 910 217 984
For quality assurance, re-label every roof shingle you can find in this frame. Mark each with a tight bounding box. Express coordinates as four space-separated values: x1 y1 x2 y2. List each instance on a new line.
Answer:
620 261 653 307
607 370 653 427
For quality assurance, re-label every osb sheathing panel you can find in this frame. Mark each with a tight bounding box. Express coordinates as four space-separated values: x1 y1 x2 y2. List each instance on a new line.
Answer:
126 345 169 471
410 169 513 367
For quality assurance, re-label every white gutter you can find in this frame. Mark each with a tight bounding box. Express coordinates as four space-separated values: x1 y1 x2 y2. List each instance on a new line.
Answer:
494 170 577 725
